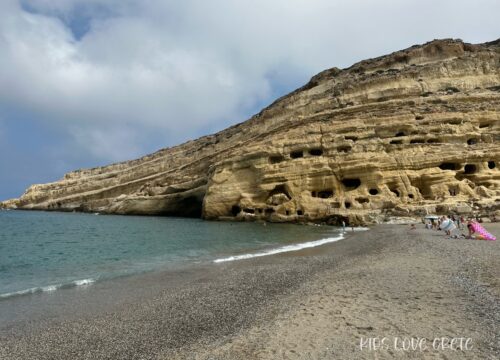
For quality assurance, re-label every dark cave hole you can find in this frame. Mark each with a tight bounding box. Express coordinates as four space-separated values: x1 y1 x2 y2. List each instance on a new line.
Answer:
269 155 284 164
290 150 304 159
318 190 334 199
488 161 496 169
164 196 203 218
369 188 379 195
231 205 241 216
338 146 352 153
309 148 323 156
342 178 361 190
269 184 292 199
390 140 403 145
464 164 477 174
390 189 400 197
439 163 460 171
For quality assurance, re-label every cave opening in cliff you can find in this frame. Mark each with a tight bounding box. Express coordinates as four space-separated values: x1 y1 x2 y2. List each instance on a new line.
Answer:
356 197 369 204
390 140 403 145
488 161 496 169
338 146 352 153
231 205 241 216
344 201 351 209
309 148 323 156
369 188 379 195
317 190 334 199
479 122 492 128
170 196 203 218
390 188 400 197
243 208 255 214
328 215 350 226
410 139 425 144
269 184 292 200
265 208 275 215
439 163 460 171
408 194 414 199
297 209 304 216
290 150 304 159
395 131 406 137
467 138 478 145
345 136 358 142
464 164 477 174
269 155 284 164
342 178 361 190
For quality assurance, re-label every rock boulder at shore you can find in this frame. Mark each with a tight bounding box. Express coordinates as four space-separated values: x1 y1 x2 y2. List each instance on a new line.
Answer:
2 39 499 225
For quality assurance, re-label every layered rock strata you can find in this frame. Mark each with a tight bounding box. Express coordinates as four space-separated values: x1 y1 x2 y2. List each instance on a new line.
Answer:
2 39 500 224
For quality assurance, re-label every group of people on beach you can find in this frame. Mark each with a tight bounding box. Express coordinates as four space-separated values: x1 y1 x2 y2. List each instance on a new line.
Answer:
422 215 496 241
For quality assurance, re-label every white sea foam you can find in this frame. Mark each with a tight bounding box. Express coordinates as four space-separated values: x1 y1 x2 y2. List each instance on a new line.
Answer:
345 227 370 232
0 278 96 300
73 278 95 286
41 285 59 292
214 234 345 263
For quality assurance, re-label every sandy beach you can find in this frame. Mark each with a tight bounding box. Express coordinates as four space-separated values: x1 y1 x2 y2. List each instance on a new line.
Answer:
0 223 499 359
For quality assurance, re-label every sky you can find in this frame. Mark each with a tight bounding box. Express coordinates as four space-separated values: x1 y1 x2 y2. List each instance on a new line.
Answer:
0 0 499 200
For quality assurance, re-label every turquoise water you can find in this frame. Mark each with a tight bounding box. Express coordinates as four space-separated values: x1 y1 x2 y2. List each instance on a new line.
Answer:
0 210 340 298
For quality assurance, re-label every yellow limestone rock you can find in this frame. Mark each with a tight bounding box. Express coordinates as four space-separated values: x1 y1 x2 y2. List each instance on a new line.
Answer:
2 39 499 225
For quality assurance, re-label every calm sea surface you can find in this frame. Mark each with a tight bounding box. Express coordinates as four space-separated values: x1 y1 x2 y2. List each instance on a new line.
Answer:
0 210 340 298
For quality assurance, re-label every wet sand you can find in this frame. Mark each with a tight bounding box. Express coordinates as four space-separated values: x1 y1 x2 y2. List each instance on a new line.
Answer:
0 224 499 359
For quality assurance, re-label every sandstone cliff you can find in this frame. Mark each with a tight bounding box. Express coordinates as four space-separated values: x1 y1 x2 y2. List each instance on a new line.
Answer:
2 39 499 225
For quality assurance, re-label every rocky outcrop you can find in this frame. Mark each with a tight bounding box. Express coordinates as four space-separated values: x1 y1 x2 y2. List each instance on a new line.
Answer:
2 39 500 224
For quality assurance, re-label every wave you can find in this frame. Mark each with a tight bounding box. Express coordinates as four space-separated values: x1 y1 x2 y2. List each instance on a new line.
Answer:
0 278 96 300
348 226 370 232
214 227 370 263
214 234 345 263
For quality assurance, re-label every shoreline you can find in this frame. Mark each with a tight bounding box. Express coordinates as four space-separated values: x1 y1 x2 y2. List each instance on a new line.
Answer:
0 218 351 303
1 224 499 359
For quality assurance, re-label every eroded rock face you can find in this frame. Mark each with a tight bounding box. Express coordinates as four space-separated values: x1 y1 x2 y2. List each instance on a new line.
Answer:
2 39 499 224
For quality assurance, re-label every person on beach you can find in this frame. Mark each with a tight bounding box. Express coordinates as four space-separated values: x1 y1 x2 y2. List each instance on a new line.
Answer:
342 220 346 233
467 222 474 238
440 216 456 236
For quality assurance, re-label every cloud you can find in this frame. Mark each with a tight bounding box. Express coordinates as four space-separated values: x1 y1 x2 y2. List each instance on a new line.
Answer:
0 0 499 164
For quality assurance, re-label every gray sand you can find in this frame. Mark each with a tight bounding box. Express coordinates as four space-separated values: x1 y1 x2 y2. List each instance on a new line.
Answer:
0 224 499 359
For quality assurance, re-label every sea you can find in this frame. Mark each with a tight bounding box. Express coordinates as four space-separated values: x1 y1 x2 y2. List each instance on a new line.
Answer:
0 210 347 300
